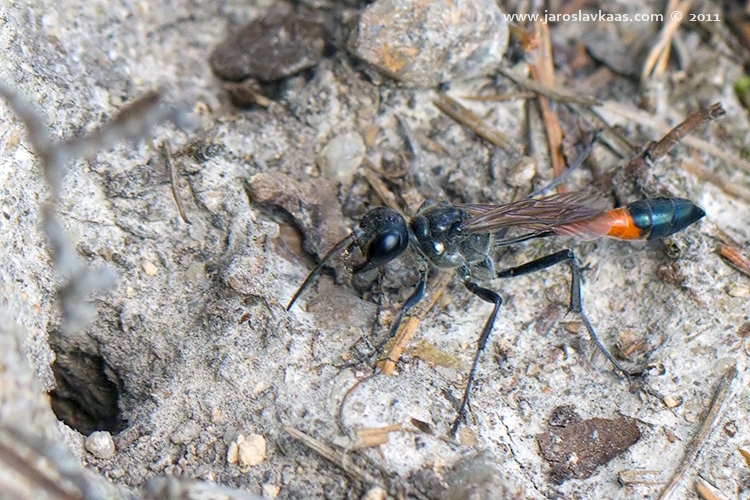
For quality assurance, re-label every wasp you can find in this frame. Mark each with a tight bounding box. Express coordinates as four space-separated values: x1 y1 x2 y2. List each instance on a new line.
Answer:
285 104 721 437
286 189 704 435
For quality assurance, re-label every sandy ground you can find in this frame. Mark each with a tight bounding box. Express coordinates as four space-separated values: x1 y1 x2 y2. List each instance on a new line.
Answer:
1 0 749 499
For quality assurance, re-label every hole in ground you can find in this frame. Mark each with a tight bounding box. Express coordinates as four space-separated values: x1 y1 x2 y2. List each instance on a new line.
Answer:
48 333 127 435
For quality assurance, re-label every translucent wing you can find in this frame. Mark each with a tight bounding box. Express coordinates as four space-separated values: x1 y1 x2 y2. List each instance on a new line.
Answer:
460 191 611 234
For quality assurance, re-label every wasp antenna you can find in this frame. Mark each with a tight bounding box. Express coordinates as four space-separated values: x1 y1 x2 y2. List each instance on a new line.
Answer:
286 234 357 311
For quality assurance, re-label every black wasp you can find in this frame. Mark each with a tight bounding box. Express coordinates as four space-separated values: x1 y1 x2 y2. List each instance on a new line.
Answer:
287 182 705 437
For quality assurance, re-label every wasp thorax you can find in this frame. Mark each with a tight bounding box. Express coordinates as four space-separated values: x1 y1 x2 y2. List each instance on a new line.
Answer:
409 204 474 269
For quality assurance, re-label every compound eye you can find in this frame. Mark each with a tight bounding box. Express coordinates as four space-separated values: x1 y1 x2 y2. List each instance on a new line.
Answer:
367 230 408 265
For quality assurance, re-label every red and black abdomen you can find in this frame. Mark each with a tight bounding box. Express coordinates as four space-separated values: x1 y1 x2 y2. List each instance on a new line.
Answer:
555 198 705 241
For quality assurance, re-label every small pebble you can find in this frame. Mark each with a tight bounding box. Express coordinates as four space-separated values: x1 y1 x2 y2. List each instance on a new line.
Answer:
506 156 537 189
723 420 738 437
318 131 366 186
170 419 202 444
239 433 267 468
361 486 386 500
227 433 268 468
737 321 750 338
142 260 158 276
663 395 683 408
444 451 524 499
727 283 750 298
253 380 271 396
226 440 239 465
258 220 280 239
85 431 115 459
262 483 281 498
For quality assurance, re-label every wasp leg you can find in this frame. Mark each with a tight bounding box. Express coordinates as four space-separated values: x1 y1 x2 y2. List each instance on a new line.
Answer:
364 271 385 352
372 266 428 364
451 281 502 438
497 249 638 378
334 273 386 372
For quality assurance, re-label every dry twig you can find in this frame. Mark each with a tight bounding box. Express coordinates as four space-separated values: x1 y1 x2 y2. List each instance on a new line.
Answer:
378 273 452 375
283 427 384 488
657 364 737 500
528 21 567 189
718 244 750 278
642 0 693 80
161 140 191 224
620 103 725 171
433 93 518 155
498 69 750 191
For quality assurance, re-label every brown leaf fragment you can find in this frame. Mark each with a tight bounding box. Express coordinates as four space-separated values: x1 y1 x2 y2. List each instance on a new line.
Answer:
533 304 564 337
246 172 348 259
247 172 306 216
537 417 641 483
210 3 325 82
405 339 461 370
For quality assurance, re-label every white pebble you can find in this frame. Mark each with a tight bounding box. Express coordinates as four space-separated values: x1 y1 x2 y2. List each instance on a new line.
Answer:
239 433 267 468
226 440 239 465
361 486 386 500
262 483 281 498
142 260 158 276
85 431 115 459
318 131 366 186
227 433 268 468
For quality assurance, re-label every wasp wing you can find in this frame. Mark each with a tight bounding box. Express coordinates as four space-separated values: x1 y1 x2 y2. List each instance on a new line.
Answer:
460 191 610 234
